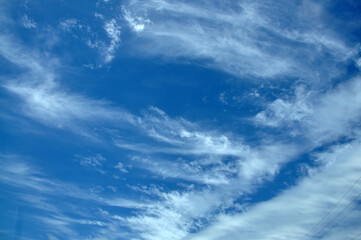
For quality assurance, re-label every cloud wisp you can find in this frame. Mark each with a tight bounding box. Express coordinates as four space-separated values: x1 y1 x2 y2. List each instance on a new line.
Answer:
0 35 135 133
121 0 354 79
0 35 306 239
186 140 361 240
0 154 145 239
1 1 361 237
255 76 361 145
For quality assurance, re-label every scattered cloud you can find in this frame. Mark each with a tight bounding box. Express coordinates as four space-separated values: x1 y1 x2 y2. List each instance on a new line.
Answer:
94 12 104 19
58 17 122 64
114 162 128 173
122 7 150 32
0 155 139 208
356 57 361 69
59 18 80 31
186 140 361 240
22 14 37 29
103 18 121 63
75 154 106 174
2 32 360 239
255 77 361 144
0 154 144 238
0 34 310 238
120 0 355 79
1 2 361 239
0 35 134 132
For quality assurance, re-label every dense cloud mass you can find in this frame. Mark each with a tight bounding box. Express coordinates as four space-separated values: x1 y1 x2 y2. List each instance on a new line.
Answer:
0 0 361 240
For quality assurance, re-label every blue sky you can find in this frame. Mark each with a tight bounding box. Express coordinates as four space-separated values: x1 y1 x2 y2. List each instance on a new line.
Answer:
1 0 361 239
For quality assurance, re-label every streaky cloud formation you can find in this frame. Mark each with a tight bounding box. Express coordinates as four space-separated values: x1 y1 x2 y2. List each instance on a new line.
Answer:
255 76 361 144
121 0 355 79
0 34 303 239
0 35 134 132
186 140 361 240
0 0 361 239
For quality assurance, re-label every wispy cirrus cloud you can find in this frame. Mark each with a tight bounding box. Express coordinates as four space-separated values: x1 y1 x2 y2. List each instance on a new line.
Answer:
0 35 135 133
0 155 143 209
22 14 37 29
0 31 338 240
0 154 144 239
0 34 289 238
0 34 306 240
121 0 354 79
122 7 150 33
103 18 121 63
186 140 361 240
58 16 121 64
109 77 361 240
76 154 106 168
2 5 361 237
113 138 302 240
255 76 361 144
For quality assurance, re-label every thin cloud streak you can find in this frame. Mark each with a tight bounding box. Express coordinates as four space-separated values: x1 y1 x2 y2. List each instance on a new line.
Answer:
0 34 343 240
0 155 144 210
121 0 354 79
255 76 361 145
0 35 135 132
1 2 361 237
186 140 361 240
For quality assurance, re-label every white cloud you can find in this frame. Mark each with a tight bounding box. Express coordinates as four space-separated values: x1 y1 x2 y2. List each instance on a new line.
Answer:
0 155 142 209
129 107 252 156
122 8 149 32
58 17 121 64
132 155 234 185
114 162 128 173
77 154 106 167
103 18 121 63
122 187 233 240
186 140 361 240
0 154 146 240
59 18 79 31
0 35 134 131
120 146 295 240
356 58 361 69
2 35 261 164
254 85 314 129
130 139 298 185
102 84 361 240
115 124 301 240
0 34 335 240
0 35 263 163
2 28 360 240
94 12 104 19
5 82 127 128
120 0 354 79
255 77 361 144
22 14 37 29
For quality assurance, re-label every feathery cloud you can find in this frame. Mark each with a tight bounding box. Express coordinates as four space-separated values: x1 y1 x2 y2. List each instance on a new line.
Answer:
121 0 354 79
